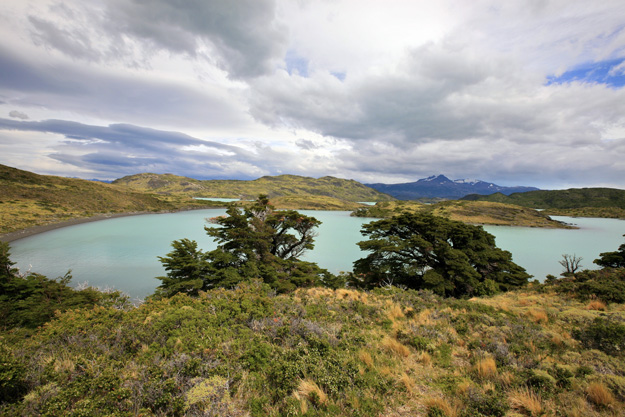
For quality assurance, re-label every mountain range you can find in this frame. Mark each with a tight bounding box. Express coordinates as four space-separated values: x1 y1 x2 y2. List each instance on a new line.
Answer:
366 175 539 200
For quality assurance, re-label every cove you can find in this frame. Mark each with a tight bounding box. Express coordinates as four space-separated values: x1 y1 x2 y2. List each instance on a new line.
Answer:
8 210 625 299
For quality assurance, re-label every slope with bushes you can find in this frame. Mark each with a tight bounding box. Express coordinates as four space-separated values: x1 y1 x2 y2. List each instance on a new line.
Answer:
113 173 394 203
1 279 624 416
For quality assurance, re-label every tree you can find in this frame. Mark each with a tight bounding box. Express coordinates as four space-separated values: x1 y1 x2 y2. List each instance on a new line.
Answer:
594 235 625 268
156 195 327 296
156 239 208 298
353 212 530 297
559 254 583 276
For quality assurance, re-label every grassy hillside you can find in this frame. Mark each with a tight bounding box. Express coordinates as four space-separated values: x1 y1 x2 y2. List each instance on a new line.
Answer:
462 188 625 218
0 165 212 235
352 200 571 228
2 278 624 416
113 173 394 202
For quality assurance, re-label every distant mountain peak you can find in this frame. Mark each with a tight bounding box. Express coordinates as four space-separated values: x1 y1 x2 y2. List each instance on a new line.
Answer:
366 175 538 200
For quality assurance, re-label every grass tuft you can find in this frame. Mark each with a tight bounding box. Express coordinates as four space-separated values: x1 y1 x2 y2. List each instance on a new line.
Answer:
586 300 607 311
473 357 497 379
423 396 460 417
586 382 615 409
509 387 543 416
382 336 411 358
295 379 328 407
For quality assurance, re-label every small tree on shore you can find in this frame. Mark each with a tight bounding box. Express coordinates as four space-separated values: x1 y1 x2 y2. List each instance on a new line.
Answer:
559 254 583 276
594 235 625 269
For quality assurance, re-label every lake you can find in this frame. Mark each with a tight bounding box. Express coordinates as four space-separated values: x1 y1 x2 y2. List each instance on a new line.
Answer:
8 210 625 299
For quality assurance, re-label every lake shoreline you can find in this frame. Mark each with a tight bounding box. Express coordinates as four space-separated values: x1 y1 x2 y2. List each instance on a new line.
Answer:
0 206 222 243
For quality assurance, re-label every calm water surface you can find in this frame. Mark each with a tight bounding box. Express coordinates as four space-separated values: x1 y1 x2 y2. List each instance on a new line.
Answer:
9 211 625 299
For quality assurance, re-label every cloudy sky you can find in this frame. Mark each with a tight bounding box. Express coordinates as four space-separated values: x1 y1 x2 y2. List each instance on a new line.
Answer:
1 0 624 189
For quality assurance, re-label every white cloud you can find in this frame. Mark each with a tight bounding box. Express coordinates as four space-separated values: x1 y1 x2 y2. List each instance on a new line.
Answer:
0 0 623 189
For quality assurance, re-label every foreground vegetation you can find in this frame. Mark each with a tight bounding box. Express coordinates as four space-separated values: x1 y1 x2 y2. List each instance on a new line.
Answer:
352 200 570 228
2 268 625 416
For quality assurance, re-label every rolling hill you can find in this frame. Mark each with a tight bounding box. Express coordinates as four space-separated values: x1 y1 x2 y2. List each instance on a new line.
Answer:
0 164 209 236
352 200 571 228
461 188 625 218
113 173 394 202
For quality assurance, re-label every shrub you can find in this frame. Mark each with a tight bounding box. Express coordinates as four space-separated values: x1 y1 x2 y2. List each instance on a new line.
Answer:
573 316 625 356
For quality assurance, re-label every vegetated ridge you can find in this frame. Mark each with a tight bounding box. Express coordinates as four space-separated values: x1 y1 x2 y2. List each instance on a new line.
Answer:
462 188 625 219
0 164 212 236
352 200 571 228
366 174 539 200
2 276 625 416
113 172 394 202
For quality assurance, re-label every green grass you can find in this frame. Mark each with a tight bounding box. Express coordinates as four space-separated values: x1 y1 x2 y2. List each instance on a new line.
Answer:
462 188 625 218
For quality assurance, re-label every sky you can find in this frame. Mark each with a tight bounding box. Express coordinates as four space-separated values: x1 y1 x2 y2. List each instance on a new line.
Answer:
0 0 624 189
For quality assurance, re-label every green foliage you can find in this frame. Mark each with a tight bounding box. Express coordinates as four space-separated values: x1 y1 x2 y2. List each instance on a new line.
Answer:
573 316 625 356
546 268 625 303
353 212 530 297
156 196 329 296
462 187 625 212
594 234 625 268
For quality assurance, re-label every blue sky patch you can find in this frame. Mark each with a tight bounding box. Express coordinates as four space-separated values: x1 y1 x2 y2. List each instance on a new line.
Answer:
285 50 309 77
547 57 625 88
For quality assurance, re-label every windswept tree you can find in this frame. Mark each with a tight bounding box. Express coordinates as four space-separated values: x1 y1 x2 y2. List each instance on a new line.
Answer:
353 212 530 297
594 234 625 269
156 195 327 296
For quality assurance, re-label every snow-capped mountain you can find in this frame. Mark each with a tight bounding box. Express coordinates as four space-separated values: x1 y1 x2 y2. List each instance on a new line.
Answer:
366 175 539 200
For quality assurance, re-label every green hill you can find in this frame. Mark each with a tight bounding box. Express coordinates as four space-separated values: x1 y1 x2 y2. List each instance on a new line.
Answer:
113 173 394 202
352 200 571 228
462 188 625 218
0 164 209 235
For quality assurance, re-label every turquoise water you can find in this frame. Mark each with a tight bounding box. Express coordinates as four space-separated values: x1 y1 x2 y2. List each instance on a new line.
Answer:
8 211 625 299
193 198 244 202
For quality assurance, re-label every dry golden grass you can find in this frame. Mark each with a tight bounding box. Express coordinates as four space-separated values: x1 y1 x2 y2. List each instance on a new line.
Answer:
509 387 543 416
416 351 432 366
414 308 434 326
586 300 607 311
586 382 615 408
294 379 328 407
456 380 473 396
358 350 374 368
387 303 405 320
473 357 497 379
526 309 549 324
499 371 515 387
398 373 416 394
382 337 411 358
423 396 460 417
